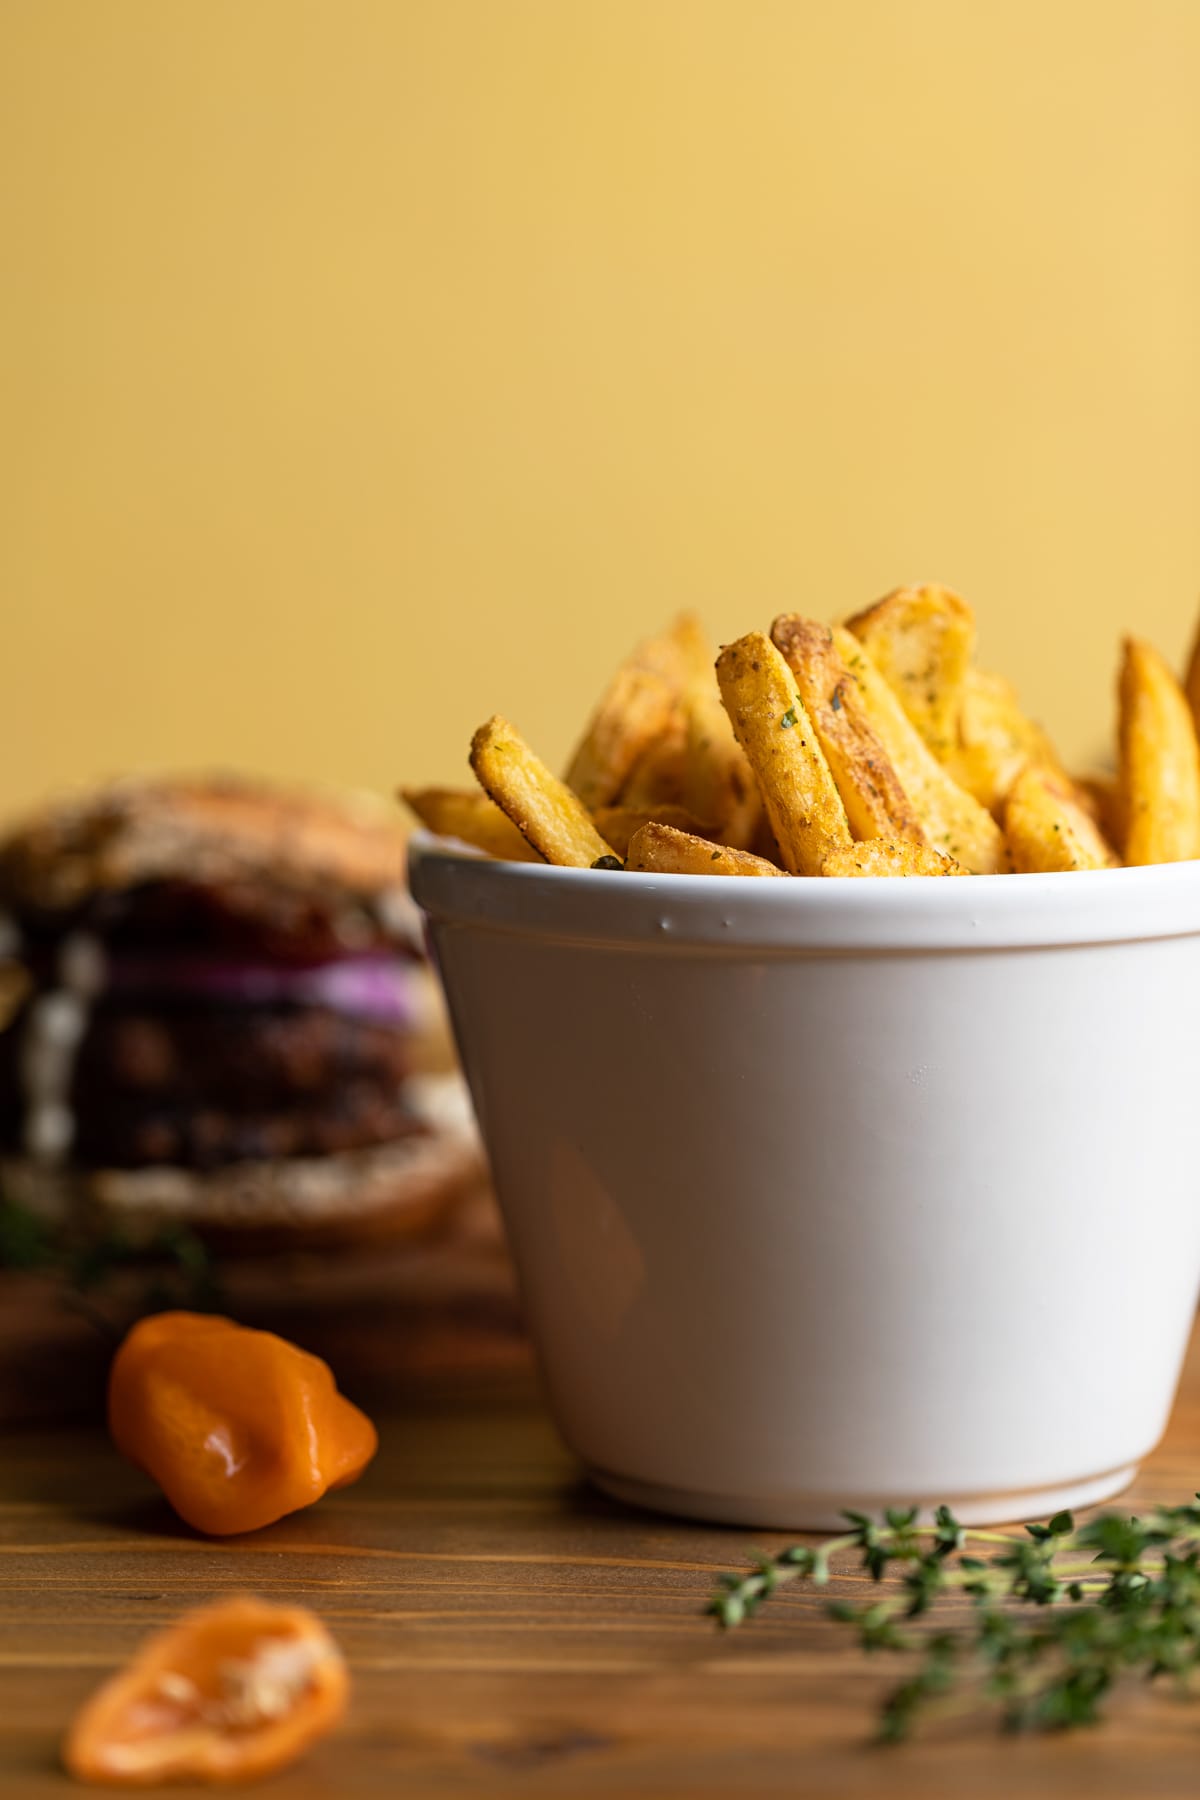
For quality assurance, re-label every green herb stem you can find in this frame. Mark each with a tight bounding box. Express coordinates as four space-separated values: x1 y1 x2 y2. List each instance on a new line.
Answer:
708 1498 1200 1739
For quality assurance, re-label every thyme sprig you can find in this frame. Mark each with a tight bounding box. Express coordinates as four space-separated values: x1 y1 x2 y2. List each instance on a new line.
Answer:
709 1500 1200 1740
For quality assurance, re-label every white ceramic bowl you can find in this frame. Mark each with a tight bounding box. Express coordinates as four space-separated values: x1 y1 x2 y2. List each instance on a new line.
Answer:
411 838 1200 1528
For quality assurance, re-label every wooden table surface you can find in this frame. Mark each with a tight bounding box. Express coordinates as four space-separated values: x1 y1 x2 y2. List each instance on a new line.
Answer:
4 1267 1200 1798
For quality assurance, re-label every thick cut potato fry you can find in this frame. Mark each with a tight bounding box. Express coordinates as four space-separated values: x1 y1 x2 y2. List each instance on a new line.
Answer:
832 629 1008 873
1118 637 1200 866
470 715 617 868
1004 765 1118 874
682 683 762 849
654 611 712 684
626 821 786 876
631 610 712 693
564 666 678 812
715 633 853 875
1184 608 1200 736
1074 772 1124 853
820 840 967 877
770 614 927 846
945 668 1063 815
400 787 542 862
620 709 689 807
592 803 713 858
844 585 975 755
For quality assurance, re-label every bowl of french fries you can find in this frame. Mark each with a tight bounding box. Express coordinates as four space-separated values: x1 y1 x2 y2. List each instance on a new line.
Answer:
406 589 1200 1528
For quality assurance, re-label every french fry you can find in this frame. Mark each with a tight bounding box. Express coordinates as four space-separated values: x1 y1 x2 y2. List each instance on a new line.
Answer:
1118 637 1200 866
832 628 1009 873
715 633 853 875
681 682 762 849
592 803 714 859
1003 765 1118 874
635 610 713 688
751 809 783 864
844 585 975 756
820 840 967 877
626 821 786 877
770 614 927 847
470 715 617 868
1184 608 1200 734
400 787 542 862
1074 772 1124 853
562 614 702 820
619 708 689 807
564 665 678 812
424 589 1200 882
945 668 1063 815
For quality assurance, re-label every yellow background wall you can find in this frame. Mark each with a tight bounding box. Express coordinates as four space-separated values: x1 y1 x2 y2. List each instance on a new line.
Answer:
2 0 1198 818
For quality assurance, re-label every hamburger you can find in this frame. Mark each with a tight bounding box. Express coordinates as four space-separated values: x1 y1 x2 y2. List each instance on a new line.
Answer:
0 775 482 1249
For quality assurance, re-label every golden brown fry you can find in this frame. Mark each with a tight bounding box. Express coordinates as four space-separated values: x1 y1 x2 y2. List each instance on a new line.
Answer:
681 681 762 849
470 715 617 868
649 611 713 685
770 614 927 846
1118 637 1200 866
400 787 542 862
820 840 967 877
832 628 1009 874
715 633 853 875
1004 765 1118 874
619 708 689 807
945 668 1063 815
844 585 975 755
592 803 713 858
625 821 786 877
630 610 712 689
1184 608 1200 734
1074 772 1124 853
750 810 782 864
564 666 678 812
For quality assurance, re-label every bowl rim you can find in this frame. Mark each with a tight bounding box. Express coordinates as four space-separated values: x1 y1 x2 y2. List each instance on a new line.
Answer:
408 832 1200 953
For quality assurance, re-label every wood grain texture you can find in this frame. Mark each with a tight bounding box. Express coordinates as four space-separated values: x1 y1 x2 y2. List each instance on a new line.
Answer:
4 1318 1200 1795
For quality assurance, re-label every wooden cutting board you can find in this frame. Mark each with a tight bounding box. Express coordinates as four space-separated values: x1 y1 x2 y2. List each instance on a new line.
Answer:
0 1184 526 1425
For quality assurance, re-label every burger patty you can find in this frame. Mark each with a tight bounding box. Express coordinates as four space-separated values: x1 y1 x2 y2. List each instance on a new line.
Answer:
71 1003 413 1106
70 1080 423 1169
0 1002 419 1168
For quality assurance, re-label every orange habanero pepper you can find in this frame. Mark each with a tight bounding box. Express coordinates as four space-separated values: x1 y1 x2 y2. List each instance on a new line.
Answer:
64 1594 347 1786
108 1312 377 1535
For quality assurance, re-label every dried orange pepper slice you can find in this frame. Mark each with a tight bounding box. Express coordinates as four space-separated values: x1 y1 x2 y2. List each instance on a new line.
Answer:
64 1595 347 1786
108 1311 377 1535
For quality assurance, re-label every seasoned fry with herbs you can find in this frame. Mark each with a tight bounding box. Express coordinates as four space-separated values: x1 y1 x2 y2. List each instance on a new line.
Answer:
844 585 975 757
1184 610 1200 738
471 715 617 868
401 787 542 861
715 633 853 875
832 629 1008 873
620 708 689 808
632 610 712 693
682 682 762 849
626 822 786 877
1004 765 1118 874
820 840 967 877
413 590 1200 879
946 669 1063 815
1118 637 1200 866
564 665 678 812
770 614 927 847
592 804 714 859
1074 772 1124 854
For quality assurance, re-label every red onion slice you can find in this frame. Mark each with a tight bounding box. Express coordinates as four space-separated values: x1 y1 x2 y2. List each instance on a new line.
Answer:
104 952 417 1024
